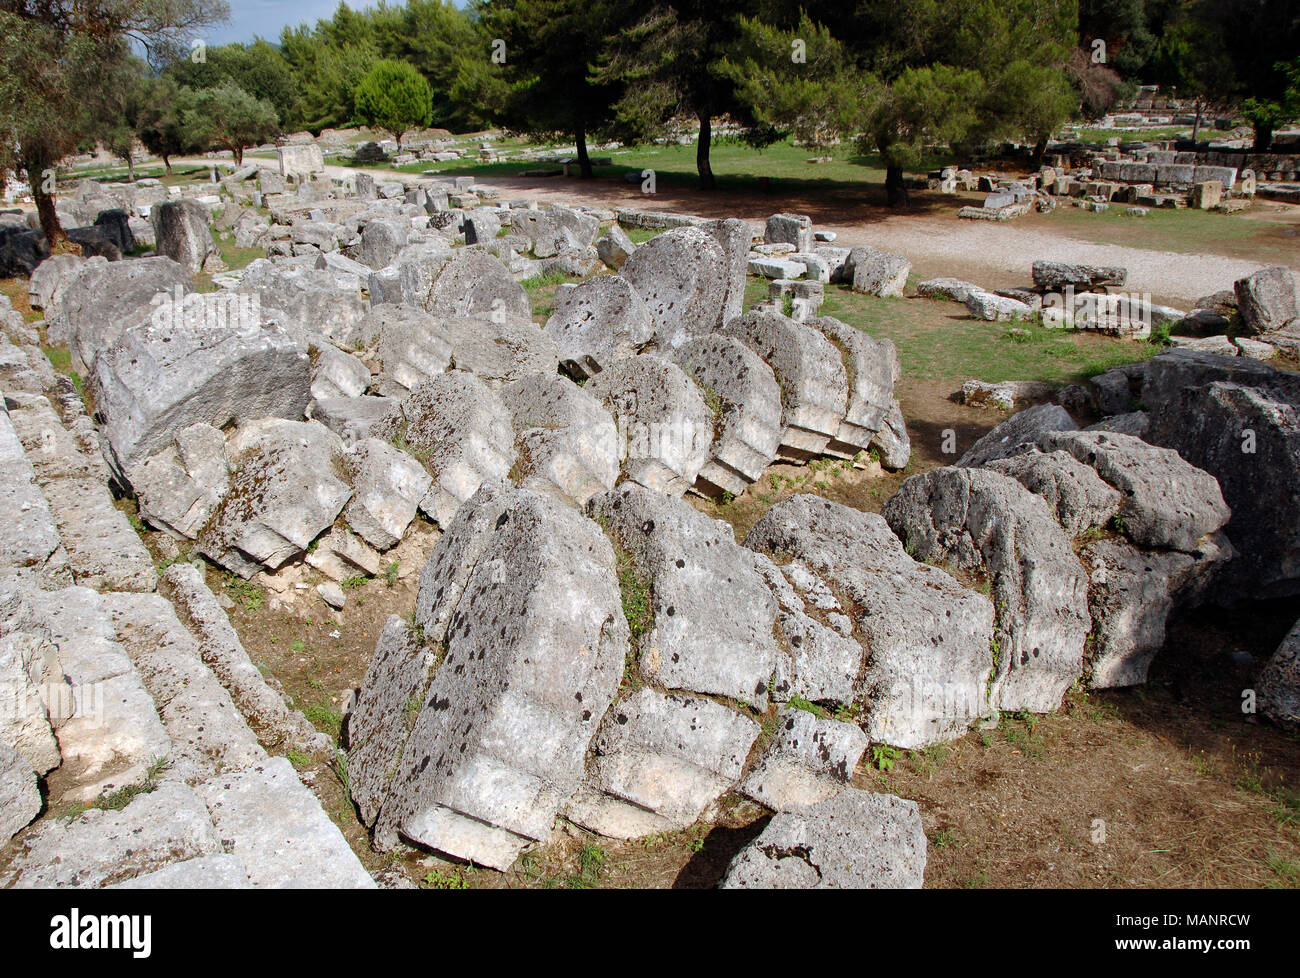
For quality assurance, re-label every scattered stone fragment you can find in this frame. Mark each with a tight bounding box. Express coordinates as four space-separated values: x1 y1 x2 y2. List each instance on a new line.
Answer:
1039 429 1231 553
984 449 1122 537
722 789 926 889
343 437 433 550
196 420 352 577
1234 266 1299 336
740 708 868 812
92 302 310 476
849 246 911 297
418 248 531 321
1031 260 1127 292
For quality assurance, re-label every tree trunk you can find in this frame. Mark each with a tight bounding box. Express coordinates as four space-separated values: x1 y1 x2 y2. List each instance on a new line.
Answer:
1252 121 1273 152
697 113 715 191
234 144 244 166
884 164 909 207
1032 135 1049 165
126 151 136 183
1191 100 1203 143
162 153 172 175
28 168 64 248
575 122 593 179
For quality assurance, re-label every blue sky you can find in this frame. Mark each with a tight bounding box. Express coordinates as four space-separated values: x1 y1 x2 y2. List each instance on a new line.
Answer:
208 0 441 44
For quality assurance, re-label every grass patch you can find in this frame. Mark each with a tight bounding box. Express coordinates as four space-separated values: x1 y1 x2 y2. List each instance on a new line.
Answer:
92 757 170 811
521 269 580 320
1266 852 1300 889
421 867 472 889
195 232 268 293
304 702 344 743
871 744 901 772
748 276 1158 386
564 844 609 889
1041 202 1298 266
603 528 653 691
625 227 665 244
224 573 265 613
0 277 42 323
334 134 952 200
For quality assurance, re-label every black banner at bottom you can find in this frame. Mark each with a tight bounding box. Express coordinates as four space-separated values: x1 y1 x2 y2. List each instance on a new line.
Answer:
0 887 1290 966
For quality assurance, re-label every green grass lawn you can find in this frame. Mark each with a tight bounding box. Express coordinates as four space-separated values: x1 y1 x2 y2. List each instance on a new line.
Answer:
1033 203 1300 266
195 232 268 292
333 136 955 197
743 276 1156 385
1068 127 1234 143
522 269 583 320
64 162 215 185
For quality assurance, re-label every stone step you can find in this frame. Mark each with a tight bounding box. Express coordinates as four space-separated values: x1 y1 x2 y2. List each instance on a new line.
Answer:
195 758 375 889
0 401 68 586
9 586 172 803
1 583 374 888
3 378 156 594
2 781 222 888
99 592 267 785
160 563 330 755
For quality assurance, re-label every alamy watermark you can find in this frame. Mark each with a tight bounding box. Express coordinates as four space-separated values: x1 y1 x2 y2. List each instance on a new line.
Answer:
149 287 262 332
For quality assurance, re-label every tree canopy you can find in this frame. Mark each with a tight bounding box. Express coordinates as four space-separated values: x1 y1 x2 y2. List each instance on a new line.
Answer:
353 59 434 147
0 0 230 241
5 0 1300 229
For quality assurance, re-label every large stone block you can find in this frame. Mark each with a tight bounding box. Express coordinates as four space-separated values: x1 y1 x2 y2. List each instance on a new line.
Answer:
620 226 727 349
746 495 994 747
723 310 848 462
500 372 619 507
543 275 653 379
368 485 628 869
373 371 516 528
671 334 782 496
92 302 311 475
884 467 1091 713
585 354 712 496
196 420 352 577
150 199 219 275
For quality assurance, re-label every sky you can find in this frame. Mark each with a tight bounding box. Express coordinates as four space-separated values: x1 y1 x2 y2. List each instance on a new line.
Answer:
208 0 425 44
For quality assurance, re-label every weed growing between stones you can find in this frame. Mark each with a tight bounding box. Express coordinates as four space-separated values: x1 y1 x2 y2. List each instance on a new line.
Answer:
92 757 170 812
224 572 265 612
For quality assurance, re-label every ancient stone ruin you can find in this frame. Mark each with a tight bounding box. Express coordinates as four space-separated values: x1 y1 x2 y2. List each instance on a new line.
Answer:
2 164 1298 890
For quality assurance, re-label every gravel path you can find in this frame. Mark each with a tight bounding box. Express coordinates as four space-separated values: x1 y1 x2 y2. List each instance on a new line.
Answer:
478 176 1299 307
219 158 1300 307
